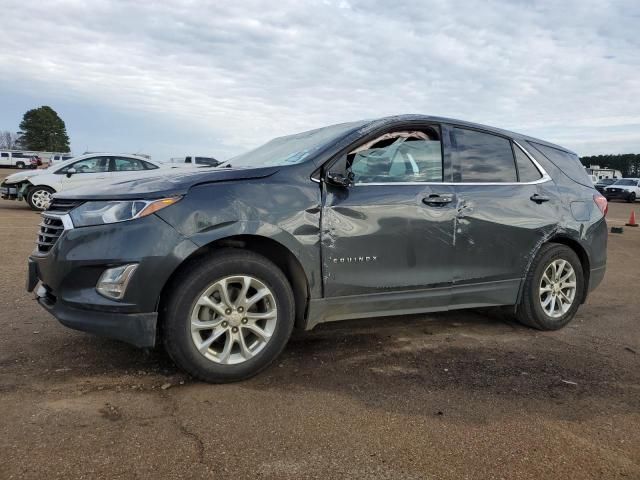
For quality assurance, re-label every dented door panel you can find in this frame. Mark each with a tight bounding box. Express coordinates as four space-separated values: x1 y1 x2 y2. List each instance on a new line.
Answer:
321 183 456 298
451 182 561 290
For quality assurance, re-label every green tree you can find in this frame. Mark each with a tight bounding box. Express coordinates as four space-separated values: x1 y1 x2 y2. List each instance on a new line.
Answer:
580 154 640 177
18 106 70 152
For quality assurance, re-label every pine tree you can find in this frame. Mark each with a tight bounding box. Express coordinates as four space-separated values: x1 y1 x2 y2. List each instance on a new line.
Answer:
18 106 70 152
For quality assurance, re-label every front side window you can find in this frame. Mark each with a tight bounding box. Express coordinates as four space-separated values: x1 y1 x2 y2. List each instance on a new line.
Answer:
453 128 517 183
514 144 542 182
1 153 8 157
349 130 443 184
59 157 109 174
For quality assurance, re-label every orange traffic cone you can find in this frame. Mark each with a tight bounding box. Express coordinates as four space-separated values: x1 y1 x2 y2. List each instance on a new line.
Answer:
626 210 638 227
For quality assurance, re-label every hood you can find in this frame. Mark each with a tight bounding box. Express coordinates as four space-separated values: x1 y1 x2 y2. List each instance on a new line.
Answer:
4 168 48 184
55 166 280 200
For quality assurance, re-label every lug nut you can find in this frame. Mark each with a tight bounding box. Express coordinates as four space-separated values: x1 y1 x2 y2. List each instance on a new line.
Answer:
232 326 239 333
241 318 248 324
221 321 228 328
225 308 232 315
238 306 244 313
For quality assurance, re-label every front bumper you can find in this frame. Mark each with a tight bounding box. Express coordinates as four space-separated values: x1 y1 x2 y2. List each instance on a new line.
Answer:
35 284 158 347
28 214 199 348
1 181 29 200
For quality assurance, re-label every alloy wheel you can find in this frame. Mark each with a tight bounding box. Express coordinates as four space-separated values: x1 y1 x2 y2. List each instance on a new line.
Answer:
190 275 278 365
539 259 577 318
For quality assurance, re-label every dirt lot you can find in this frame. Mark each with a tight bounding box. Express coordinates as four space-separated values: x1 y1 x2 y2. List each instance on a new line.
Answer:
0 169 638 479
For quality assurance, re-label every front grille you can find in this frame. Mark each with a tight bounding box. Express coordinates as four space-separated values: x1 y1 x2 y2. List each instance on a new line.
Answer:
47 198 84 214
37 215 65 253
35 198 83 253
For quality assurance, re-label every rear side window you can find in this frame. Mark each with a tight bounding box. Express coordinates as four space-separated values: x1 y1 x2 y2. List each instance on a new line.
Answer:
514 145 542 182
113 157 146 171
527 142 591 187
142 161 159 170
453 128 517 182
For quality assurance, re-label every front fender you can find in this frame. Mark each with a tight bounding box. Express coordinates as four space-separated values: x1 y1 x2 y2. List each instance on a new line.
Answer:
186 220 321 298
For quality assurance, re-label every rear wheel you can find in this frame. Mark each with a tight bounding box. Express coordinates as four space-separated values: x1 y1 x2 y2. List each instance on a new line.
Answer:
516 243 584 330
26 186 55 211
162 249 295 383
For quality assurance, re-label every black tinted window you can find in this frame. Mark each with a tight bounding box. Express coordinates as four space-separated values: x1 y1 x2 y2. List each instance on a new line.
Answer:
1 153 7 157
453 128 517 182
194 157 219 166
142 161 159 170
527 142 591 187
514 145 542 182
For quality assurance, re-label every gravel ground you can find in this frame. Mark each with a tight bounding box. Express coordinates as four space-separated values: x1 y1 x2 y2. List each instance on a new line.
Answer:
0 169 638 479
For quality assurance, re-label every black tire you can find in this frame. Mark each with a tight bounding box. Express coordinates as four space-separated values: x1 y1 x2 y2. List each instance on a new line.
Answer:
16 162 25 169
162 249 295 383
26 186 55 211
515 243 585 331
627 192 636 203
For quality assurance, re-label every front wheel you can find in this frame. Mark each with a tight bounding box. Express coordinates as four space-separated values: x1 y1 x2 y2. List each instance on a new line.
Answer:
627 192 636 203
162 249 295 383
16 162 25 169
516 243 585 330
26 186 55 211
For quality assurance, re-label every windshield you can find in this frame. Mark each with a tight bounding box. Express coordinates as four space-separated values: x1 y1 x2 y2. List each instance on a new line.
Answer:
222 121 364 168
597 178 616 184
614 179 638 186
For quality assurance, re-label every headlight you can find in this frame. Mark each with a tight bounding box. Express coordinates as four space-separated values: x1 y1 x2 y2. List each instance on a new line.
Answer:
70 197 181 227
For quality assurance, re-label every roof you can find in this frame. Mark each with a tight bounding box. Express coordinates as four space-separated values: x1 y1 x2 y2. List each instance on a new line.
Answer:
356 114 575 155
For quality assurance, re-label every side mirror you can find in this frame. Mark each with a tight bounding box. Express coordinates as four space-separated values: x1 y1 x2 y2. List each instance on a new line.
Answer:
326 171 354 187
66 168 77 178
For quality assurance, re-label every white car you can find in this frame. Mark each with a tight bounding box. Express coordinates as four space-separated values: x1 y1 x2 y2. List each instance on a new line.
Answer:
604 178 640 203
0 153 188 210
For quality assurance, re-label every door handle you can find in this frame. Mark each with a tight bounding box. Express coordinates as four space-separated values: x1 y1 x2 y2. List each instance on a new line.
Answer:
422 194 454 206
530 194 550 204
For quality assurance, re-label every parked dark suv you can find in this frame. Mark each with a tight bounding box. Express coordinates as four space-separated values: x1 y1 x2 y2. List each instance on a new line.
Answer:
27 115 608 382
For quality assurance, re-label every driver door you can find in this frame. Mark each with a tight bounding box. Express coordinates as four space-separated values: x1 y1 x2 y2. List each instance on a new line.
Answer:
59 156 111 191
321 127 456 307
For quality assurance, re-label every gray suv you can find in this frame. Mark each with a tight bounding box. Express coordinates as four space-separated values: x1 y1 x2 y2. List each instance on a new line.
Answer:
27 115 608 382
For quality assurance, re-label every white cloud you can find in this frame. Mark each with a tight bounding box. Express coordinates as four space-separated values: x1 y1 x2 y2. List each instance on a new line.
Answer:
1 0 638 157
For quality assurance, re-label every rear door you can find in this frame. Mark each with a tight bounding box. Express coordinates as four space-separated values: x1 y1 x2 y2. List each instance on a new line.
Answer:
446 125 559 305
321 126 456 304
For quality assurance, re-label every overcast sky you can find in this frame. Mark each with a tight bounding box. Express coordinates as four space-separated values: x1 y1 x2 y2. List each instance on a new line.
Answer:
1 0 638 160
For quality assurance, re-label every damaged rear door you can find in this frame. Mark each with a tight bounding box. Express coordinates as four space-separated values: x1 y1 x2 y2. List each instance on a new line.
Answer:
321 126 457 308
446 125 559 306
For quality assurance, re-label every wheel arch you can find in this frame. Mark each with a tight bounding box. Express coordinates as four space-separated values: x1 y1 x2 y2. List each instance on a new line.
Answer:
518 235 591 306
547 235 591 303
158 234 311 330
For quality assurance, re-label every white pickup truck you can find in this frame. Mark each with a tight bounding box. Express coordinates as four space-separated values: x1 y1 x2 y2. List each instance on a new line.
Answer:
0 151 39 169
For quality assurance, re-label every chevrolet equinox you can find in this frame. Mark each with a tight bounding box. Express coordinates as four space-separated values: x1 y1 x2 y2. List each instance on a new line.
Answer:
27 115 608 382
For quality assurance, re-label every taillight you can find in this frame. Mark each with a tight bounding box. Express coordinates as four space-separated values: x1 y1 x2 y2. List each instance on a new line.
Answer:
593 194 608 217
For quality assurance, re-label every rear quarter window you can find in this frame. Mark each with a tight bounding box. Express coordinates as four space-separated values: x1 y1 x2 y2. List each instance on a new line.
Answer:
527 142 592 187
